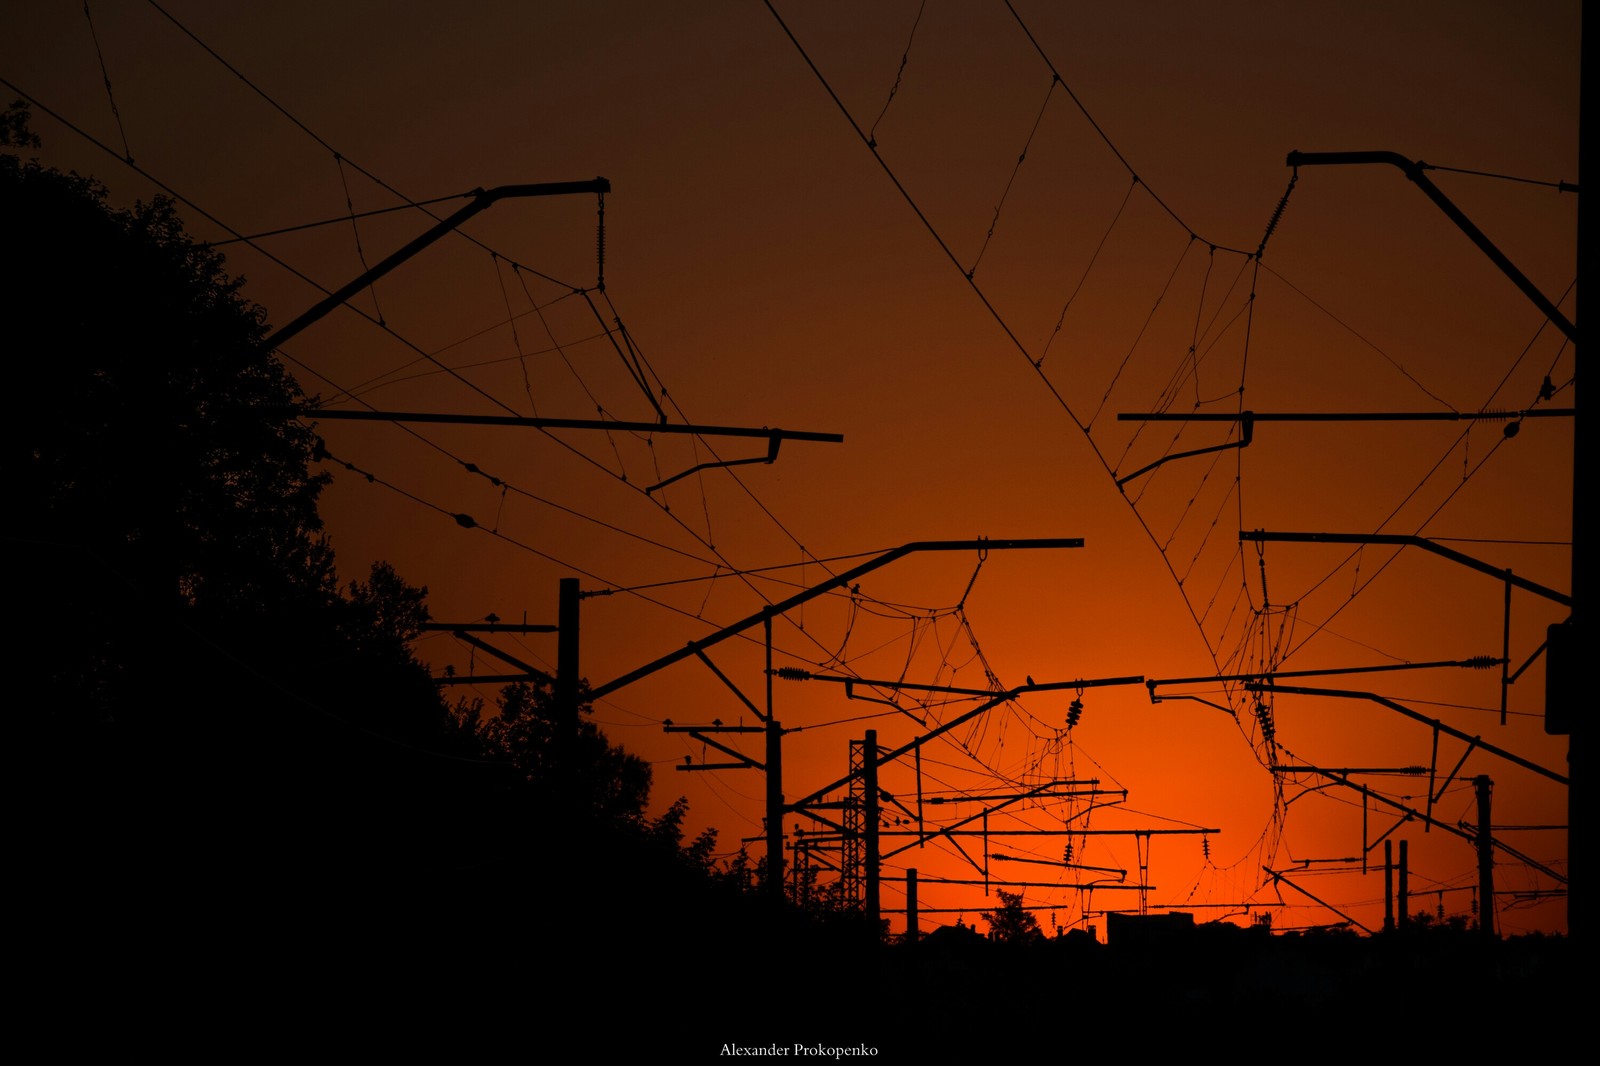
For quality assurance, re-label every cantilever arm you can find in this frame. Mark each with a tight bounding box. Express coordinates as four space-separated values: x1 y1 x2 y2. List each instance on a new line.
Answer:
1286 151 1575 344
262 179 611 351
647 432 782 493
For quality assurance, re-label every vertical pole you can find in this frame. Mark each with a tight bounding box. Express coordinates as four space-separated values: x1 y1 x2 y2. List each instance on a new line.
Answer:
906 868 919 944
765 614 784 900
555 577 580 804
1476 775 1496 939
1384 839 1395 932
1568 14 1585 937
556 577 580 737
1399 839 1410 931
865 728 880 935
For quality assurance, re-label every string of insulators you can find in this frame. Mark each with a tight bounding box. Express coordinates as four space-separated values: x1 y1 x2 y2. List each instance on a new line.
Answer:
1254 701 1275 743
1257 168 1297 259
1463 656 1499 669
1066 698 1084 729
775 666 812 680
1202 834 1211 861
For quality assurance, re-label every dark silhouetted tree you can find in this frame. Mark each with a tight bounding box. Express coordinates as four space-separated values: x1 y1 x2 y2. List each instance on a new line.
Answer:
472 679 716 865
5 101 335 726
4 105 479 913
985 889 1045 944
478 679 653 824
6 108 730 992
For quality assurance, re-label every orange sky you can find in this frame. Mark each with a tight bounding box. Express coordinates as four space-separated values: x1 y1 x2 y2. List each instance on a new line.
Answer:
3 0 1577 937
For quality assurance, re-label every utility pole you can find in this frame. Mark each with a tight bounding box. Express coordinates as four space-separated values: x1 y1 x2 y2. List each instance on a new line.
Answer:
1568 15 1585 936
906 868 919 944
864 729 880 932
556 577 580 743
550 577 581 801
1476 775 1495 939
765 615 783 900
1399 839 1410 931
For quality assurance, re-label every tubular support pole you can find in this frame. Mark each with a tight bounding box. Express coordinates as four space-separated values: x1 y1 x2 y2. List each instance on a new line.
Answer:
765 615 784 900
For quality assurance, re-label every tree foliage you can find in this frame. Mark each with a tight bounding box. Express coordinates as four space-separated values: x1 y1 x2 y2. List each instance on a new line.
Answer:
6 104 724 952
985 889 1044 944
479 680 654 823
9 140 329 610
4 105 474 896
471 680 717 867
5 102 336 737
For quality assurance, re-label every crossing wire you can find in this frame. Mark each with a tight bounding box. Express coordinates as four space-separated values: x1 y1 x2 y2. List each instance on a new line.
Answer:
1037 175 1137 366
969 74 1058 278
867 0 927 145
761 4 1257 707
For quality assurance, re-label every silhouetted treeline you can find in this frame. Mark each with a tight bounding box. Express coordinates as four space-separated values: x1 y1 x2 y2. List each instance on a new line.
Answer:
2 106 723 942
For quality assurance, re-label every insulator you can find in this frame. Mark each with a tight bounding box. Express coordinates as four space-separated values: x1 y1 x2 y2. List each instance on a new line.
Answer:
1261 719 1275 743
775 666 811 680
1067 698 1083 728
1254 701 1275 742
1202 835 1211 860
1257 169 1297 260
1464 656 1499 669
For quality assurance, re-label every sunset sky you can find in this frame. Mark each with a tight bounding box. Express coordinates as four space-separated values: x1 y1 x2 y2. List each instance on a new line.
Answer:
4 1 1577 937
